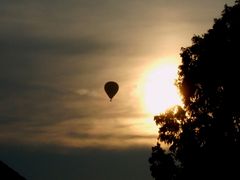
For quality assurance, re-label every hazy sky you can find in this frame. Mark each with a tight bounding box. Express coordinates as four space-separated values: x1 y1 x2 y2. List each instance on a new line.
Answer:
0 0 235 179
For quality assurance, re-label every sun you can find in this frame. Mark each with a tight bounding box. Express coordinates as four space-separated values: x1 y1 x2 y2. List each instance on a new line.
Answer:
141 62 182 115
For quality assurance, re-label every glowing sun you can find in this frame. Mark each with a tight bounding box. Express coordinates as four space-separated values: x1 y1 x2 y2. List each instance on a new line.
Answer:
142 63 182 115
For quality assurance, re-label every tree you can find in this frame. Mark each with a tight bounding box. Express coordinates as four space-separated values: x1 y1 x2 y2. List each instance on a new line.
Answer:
0 161 26 180
149 1 240 179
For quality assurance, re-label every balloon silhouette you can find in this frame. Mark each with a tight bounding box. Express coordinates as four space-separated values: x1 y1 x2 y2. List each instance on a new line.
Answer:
104 81 119 102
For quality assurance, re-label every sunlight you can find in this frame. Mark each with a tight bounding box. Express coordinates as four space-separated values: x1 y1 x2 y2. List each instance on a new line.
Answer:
141 60 182 115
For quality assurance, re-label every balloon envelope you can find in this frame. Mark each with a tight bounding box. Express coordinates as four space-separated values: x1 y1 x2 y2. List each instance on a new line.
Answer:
104 81 119 101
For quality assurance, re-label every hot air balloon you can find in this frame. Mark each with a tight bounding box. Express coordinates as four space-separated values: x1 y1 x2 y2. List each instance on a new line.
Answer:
104 81 119 102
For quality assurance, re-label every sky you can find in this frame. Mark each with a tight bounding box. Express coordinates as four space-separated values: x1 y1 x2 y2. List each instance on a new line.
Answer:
0 0 235 179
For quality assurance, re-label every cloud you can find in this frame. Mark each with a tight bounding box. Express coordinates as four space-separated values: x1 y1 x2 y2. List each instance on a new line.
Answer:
0 112 157 149
0 33 114 57
76 88 100 98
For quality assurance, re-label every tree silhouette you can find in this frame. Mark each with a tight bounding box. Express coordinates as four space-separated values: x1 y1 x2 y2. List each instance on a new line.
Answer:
149 1 240 179
0 161 26 180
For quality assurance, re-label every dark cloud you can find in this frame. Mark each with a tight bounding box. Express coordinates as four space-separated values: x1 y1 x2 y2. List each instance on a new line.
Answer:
0 144 152 180
67 131 156 140
0 80 90 125
0 34 113 57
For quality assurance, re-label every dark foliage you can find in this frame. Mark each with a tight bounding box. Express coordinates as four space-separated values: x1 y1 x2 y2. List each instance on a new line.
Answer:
0 161 26 180
149 1 240 179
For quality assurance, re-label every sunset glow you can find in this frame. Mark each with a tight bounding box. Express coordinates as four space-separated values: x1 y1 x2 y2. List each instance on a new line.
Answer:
141 61 182 115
